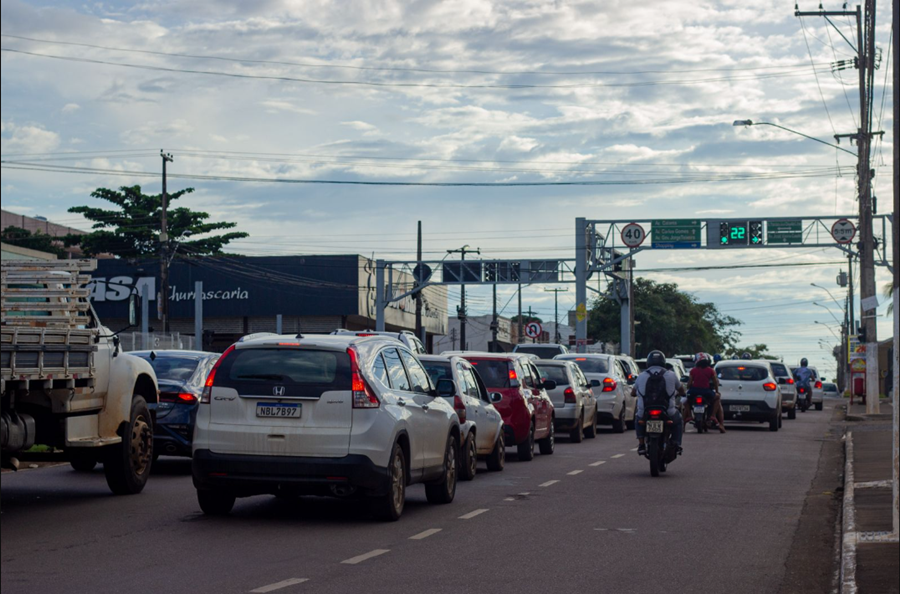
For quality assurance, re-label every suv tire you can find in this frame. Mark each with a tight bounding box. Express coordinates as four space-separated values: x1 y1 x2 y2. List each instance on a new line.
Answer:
425 435 458 505
538 420 555 455
197 489 236 516
517 423 535 461
460 433 478 482
486 433 505 472
104 395 153 495
370 442 406 521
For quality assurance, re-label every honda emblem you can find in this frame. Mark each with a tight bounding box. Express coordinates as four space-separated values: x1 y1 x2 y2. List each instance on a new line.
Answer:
273 385 286 397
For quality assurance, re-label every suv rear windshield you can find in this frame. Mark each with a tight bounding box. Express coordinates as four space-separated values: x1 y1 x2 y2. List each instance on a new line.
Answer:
515 345 565 359
535 364 569 386
467 359 511 388
560 357 609 374
770 362 789 377
217 348 351 398
133 355 201 383
717 365 768 382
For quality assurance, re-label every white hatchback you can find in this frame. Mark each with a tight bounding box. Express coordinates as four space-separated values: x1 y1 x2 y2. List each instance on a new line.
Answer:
715 360 783 432
192 334 461 521
555 354 632 433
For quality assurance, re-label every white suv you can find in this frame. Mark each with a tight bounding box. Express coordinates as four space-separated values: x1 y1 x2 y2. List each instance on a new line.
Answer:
716 360 783 432
331 329 427 355
192 334 461 521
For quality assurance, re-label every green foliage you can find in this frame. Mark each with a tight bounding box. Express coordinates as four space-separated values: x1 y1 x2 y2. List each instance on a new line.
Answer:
66 185 248 258
587 278 742 357
1 226 68 258
510 314 544 324
724 343 777 360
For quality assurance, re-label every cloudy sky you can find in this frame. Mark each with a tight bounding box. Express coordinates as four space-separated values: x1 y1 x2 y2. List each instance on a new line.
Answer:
1 0 895 374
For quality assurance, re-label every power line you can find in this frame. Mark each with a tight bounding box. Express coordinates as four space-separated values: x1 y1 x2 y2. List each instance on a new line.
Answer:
798 17 838 136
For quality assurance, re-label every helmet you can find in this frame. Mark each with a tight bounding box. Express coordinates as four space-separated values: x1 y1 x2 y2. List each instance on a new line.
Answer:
713 353 723 362
693 352 709 364
732 355 739 360
800 357 808 366
646 350 667 368
741 352 752 360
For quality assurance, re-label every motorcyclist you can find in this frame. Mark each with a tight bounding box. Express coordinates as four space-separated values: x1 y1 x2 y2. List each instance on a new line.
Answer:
632 350 685 457
793 358 814 408
684 352 726 433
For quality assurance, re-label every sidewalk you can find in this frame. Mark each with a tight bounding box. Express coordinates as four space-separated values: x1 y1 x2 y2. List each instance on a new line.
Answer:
843 401 898 594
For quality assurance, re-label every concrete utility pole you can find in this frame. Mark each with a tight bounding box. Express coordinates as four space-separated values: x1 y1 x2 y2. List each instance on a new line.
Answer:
574 217 589 353
517 283 523 345
891 0 898 537
159 150 174 334
415 221 424 343
544 287 569 343
447 245 479 352
491 284 499 352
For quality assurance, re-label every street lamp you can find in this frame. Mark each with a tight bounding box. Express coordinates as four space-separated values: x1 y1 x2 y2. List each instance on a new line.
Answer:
813 302 843 325
815 320 840 340
811 283 846 310
732 120 856 156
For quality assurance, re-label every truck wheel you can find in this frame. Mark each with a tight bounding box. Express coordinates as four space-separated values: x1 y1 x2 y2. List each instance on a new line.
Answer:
104 396 153 495
197 489 236 516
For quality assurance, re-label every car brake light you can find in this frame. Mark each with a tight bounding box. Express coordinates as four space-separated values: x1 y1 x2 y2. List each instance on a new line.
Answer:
763 382 777 392
356 333 376 337
509 369 517 381
161 392 198 404
200 344 235 403
602 377 617 392
277 342 301 346
348 346 379 409
815 381 822 389
564 387 577 404
453 395 467 424
787 378 794 384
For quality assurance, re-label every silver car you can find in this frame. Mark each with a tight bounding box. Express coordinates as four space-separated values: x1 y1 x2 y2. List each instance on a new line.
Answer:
555 354 632 433
535 360 597 442
770 361 797 419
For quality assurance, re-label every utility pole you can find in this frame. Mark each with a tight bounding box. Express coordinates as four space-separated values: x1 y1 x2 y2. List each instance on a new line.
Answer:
491 283 499 352
527 306 536 343
544 287 569 343
891 0 898 538
415 221 423 344
447 245 479 352
796 2 881 412
517 283 523 345
159 150 174 334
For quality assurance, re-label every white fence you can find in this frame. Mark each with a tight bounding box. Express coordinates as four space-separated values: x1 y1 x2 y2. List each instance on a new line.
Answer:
120 332 196 352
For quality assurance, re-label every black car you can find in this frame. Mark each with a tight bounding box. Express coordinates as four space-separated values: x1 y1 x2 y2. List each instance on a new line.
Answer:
131 350 219 458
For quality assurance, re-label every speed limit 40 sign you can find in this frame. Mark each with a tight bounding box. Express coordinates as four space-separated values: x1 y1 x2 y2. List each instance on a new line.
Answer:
621 223 646 248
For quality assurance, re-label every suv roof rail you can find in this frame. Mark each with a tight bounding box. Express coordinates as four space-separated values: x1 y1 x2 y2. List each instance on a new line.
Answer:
238 332 278 343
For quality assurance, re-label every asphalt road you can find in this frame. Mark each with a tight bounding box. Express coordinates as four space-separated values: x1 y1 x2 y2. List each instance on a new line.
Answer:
1 401 841 594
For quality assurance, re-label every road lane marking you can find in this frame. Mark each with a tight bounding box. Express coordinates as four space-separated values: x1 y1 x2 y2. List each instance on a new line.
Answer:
341 549 390 565
630 447 638 452
567 470 583 476
409 529 442 540
539 480 559 487
518 492 531 496
459 509 489 520
250 579 309 593
611 454 626 459
504 497 516 501
589 461 606 467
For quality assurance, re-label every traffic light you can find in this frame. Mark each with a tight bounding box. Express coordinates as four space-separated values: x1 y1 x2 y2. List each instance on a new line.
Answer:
749 220 763 245
858 327 867 343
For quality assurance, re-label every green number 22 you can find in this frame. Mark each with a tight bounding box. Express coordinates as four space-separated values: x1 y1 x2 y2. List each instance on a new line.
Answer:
730 227 745 240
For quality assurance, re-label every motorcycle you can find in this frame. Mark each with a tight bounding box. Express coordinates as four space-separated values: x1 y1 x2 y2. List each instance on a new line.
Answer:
689 391 719 433
796 383 811 413
642 406 679 477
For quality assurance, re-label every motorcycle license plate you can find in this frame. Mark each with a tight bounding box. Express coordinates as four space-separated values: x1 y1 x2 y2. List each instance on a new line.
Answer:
646 420 664 434
693 406 705 414
730 405 751 413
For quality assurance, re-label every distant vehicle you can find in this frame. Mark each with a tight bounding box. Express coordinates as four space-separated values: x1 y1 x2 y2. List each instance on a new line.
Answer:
667 358 688 385
615 355 640 385
331 329 427 355
130 350 219 458
790 365 825 411
555 354 632 433
192 334 461 521
715 360 783 432
769 361 797 419
419 355 506 479
535 360 598 442
822 382 839 397
1 259 159 495
457 353 556 461
513 343 570 359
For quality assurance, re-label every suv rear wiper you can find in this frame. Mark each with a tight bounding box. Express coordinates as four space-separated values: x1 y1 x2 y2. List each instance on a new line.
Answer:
237 374 287 381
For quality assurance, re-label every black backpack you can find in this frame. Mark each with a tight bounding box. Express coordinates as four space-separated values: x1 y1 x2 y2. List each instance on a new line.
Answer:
643 369 669 408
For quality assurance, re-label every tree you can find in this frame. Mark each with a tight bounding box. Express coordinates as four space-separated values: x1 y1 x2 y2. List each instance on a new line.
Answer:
510 314 544 324
587 278 742 357
1 226 68 258
724 343 777 360
884 281 895 316
66 185 248 258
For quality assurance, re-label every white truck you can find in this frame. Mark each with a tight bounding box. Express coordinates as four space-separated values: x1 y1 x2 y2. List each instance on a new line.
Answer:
1 259 159 494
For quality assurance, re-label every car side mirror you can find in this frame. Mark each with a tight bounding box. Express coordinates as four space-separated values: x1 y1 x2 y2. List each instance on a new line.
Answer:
820 377 827 382
590 379 601 388
490 392 503 404
436 379 456 398
542 379 557 391
112 335 121 357
627 377 636 386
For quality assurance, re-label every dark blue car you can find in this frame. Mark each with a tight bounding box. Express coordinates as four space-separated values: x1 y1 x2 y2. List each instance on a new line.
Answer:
131 350 219 459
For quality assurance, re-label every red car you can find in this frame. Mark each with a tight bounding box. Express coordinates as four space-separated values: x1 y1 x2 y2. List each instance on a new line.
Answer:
459 353 555 461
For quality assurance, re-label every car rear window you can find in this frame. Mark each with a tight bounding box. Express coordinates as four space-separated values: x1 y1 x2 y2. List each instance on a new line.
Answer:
535 364 569 386
421 361 452 386
134 355 201 383
217 348 350 397
560 357 609 374
717 366 768 382
770 363 789 377
467 359 511 388
515 345 564 359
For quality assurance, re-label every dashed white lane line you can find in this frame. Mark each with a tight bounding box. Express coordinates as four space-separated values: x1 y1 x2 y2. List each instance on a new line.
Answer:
567 470 583 476
504 497 516 501
539 480 560 487
589 461 606 467
630 447 639 452
611 454 626 459
409 529 442 540
341 549 390 565
249 578 309 593
519 492 531 496
459 509 489 520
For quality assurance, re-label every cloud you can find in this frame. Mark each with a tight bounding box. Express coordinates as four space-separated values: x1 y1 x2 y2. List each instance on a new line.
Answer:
60 103 80 114
1 121 61 154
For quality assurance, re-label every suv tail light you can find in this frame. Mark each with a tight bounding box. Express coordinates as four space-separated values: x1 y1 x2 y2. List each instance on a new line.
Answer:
815 381 823 389
200 344 236 404
453 395 467 423
348 347 379 409
763 382 777 392
602 377 617 392
564 387 577 404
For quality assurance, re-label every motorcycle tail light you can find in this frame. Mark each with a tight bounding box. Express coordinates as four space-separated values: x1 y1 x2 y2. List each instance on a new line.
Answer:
695 397 704 405
649 409 663 418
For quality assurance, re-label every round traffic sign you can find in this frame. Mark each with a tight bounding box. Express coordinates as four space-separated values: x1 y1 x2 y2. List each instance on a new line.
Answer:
620 223 646 248
831 218 856 244
524 321 543 339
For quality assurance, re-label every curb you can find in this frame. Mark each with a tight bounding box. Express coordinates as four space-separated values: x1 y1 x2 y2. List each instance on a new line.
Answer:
839 431 858 594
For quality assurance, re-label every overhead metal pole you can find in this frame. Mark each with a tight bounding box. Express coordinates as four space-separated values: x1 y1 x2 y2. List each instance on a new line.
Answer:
194 281 203 350
575 217 588 353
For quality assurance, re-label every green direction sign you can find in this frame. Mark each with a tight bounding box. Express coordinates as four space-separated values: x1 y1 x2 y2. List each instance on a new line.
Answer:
767 220 803 245
651 220 701 249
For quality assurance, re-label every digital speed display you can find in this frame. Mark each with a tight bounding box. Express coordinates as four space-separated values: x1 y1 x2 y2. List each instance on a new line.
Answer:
711 220 764 248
